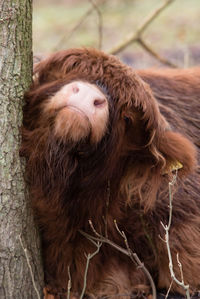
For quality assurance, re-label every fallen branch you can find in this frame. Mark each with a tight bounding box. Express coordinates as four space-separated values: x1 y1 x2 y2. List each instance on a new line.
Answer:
80 240 102 299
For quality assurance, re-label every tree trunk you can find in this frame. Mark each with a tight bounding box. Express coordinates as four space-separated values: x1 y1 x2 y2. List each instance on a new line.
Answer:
0 0 44 298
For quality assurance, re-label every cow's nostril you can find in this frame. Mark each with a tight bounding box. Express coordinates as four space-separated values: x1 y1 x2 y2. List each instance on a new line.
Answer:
72 86 79 93
94 98 106 107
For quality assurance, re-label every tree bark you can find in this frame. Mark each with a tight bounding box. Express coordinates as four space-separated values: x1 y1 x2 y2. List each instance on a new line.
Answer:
0 0 44 298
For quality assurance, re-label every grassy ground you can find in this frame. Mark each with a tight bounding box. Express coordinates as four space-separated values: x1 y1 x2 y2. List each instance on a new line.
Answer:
33 0 200 67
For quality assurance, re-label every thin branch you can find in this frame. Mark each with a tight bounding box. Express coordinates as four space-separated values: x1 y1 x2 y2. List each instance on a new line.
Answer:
80 220 157 299
54 0 106 51
137 37 178 68
109 0 176 55
165 280 173 299
88 0 103 49
67 266 71 299
80 229 128 256
114 220 157 299
80 241 102 299
18 235 41 299
160 171 190 299
114 219 125 239
176 253 184 284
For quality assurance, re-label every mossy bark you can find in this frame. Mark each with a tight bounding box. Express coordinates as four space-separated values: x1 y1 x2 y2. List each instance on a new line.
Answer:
0 0 44 298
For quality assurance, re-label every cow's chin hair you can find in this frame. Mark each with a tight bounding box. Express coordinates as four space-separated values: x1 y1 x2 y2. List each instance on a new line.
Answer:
53 107 107 144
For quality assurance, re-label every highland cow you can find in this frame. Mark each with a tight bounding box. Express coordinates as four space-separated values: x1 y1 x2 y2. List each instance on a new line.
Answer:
21 48 200 298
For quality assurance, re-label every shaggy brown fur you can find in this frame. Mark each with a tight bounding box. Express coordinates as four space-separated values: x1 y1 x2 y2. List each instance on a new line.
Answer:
21 48 200 298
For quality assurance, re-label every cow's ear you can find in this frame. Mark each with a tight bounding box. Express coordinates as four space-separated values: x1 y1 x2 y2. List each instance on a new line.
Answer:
158 131 197 176
136 130 197 212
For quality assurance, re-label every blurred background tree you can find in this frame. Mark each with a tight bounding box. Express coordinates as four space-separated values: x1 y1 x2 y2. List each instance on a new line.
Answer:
33 0 200 68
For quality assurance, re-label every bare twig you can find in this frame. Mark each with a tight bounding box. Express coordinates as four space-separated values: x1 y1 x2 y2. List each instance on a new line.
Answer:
67 266 71 299
88 0 103 49
165 280 173 299
80 241 102 299
54 0 105 51
114 219 125 239
114 220 157 299
80 220 157 299
176 253 184 283
109 0 175 67
161 171 190 299
80 228 128 256
18 235 41 299
137 37 177 68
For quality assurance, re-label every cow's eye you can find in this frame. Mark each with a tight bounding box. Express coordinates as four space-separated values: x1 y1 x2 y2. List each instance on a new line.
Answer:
124 116 131 126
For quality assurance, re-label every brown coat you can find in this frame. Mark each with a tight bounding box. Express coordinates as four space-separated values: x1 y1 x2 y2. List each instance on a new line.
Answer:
21 48 200 298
